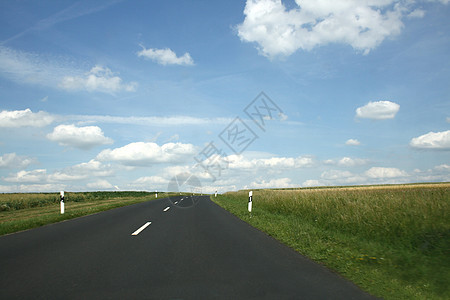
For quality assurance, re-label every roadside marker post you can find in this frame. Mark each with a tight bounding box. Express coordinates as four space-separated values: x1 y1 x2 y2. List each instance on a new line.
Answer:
215 190 217 197
155 190 158 198
60 191 65 214
248 191 252 217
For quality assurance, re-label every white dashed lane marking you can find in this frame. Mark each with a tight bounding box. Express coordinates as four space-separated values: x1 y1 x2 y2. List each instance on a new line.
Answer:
131 222 151 236
163 206 170 212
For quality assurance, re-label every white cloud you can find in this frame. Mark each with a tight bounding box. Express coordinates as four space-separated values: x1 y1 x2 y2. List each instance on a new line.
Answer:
47 124 113 150
97 142 197 166
49 159 113 181
69 159 112 176
345 139 360 146
338 157 368 167
237 0 411 58
245 177 295 189
2 159 114 190
302 166 410 187
86 179 114 190
0 183 66 193
321 169 355 180
134 176 168 185
408 9 426 18
0 153 36 169
130 176 169 190
279 112 288 121
4 169 48 183
410 130 450 150
324 157 368 167
302 179 321 187
356 101 400 119
365 167 408 179
435 164 450 171
227 154 314 170
59 65 137 93
0 108 55 128
137 47 194 66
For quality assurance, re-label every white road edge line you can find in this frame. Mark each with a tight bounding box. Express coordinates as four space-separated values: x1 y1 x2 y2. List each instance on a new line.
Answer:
131 222 151 236
163 206 170 212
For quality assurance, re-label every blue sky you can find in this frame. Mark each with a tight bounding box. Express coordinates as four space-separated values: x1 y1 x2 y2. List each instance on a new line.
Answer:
0 0 449 193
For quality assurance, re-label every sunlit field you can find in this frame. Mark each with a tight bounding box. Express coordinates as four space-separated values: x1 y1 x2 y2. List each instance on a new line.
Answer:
212 183 450 300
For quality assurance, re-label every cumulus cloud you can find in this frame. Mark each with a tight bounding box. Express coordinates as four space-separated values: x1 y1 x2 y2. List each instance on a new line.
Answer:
0 183 67 193
0 153 36 169
345 139 360 146
3 159 113 189
236 0 413 58
137 47 194 66
97 142 197 166
410 130 450 150
365 167 408 179
321 169 355 180
245 177 295 189
324 157 368 167
59 65 137 93
338 157 368 167
134 176 168 186
434 164 450 171
130 175 169 190
227 154 314 170
408 9 426 18
0 108 55 128
49 159 113 181
86 179 114 190
302 179 321 187
356 100 400 119
303 165 411 187
47 124 113 150
4 169 48 183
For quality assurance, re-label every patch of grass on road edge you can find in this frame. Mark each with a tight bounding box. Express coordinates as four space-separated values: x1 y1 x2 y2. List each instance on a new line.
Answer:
211 184 450 300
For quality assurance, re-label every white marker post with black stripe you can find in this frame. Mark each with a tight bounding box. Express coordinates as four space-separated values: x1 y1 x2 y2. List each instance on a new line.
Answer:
248 191 252 217
155 190 158 198
60 191 65 214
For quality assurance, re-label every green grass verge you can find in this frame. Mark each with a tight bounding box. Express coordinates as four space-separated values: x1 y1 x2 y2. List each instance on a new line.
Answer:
211 183 450 300
0 191 171 236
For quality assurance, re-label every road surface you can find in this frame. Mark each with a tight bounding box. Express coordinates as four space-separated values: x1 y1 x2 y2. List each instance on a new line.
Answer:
0 195 376 299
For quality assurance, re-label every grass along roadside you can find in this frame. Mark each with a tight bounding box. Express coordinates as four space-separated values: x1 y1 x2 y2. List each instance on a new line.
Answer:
0 192 170 236
212 183 450 300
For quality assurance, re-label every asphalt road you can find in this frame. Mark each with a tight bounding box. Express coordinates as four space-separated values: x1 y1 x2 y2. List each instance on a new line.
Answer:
0 196 376 299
